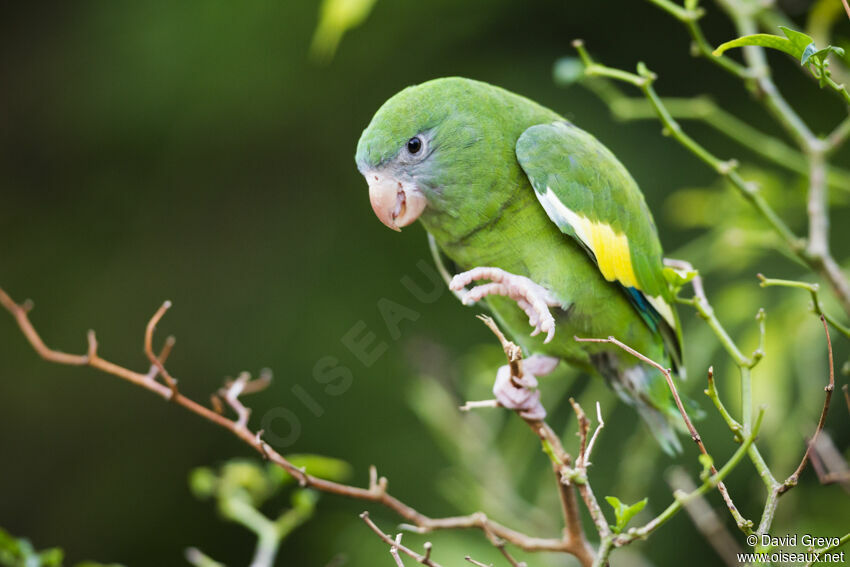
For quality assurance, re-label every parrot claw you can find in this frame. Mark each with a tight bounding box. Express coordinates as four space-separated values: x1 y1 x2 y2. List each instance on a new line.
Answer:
449 267 559 343
492 355 559 420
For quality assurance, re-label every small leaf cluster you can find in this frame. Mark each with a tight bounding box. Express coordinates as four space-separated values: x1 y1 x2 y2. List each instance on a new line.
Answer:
714 26 846 86
604 496 648 534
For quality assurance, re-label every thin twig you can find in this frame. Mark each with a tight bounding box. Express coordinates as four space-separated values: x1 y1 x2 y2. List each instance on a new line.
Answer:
612 409 766 549
360 513 441 567
757 274 850 339
390 534 406 567
778 315 835 493
476 316 595 566
574 40 850 318
566 399 610 540
0 287 584 555
144 300 179 397
574 335 750 531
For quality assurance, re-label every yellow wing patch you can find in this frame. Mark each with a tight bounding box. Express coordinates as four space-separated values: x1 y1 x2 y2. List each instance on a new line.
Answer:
581 220 639 288
538 187 639 288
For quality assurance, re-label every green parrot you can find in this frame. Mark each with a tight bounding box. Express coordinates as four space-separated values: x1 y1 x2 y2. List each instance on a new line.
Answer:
355 77 686 454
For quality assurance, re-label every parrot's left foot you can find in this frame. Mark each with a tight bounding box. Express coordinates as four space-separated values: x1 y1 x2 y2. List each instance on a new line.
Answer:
492 354 559 420
449 267 559 343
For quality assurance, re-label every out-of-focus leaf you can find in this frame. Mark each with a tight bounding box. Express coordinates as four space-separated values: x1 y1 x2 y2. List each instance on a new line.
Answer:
0 527 64 567
698 453 714 481
291 488 320 511
310 0 378 62
189 467 218 499
221 461 271 503
605 496 648 533
267 454 352 487
553 57 585 86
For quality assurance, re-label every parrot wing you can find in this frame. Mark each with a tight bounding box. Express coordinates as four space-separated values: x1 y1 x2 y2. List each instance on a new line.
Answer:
516 121 682 370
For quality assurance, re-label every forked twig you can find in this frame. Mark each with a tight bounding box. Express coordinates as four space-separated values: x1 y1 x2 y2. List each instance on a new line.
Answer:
574 335 749 530
0 287 591 562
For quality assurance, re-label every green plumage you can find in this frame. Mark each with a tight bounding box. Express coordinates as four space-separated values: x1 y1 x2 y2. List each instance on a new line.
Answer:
356 77 687 454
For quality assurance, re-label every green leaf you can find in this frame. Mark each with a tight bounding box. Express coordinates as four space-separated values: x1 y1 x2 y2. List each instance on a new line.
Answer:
800 43 818 65
778 26 815 60
605 496 648 533
662 266 698 294
807 45 846 66
713 34 802 59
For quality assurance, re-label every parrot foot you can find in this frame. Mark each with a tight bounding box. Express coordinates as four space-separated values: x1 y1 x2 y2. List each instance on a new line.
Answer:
449 267 558 343
492 354 559 420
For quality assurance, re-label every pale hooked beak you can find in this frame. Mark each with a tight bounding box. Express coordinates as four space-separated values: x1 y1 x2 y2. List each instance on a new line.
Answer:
366 172 427 231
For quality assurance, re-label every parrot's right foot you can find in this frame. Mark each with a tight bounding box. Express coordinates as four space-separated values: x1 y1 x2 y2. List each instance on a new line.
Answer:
449 267 558 343
492 354 559 420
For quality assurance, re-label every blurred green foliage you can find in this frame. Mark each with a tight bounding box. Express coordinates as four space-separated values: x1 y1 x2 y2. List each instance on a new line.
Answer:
0 528 119 567
1 0 848 565
187 456 350 566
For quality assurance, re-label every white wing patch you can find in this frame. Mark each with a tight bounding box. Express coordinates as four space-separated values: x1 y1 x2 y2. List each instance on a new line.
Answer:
647 295 676 329
537 187 639 289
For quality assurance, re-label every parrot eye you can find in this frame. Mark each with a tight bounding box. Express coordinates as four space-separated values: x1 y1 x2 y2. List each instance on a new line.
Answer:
406 136 422 154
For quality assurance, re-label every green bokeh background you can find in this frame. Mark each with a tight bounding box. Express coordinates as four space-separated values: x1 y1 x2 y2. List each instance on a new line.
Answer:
1 1 848 565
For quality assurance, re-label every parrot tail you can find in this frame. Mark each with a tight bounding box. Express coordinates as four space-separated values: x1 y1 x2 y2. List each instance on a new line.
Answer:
632 395 683 456
592 354 687 456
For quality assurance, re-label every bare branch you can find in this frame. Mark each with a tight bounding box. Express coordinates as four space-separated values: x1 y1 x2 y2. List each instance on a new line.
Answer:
360 512 441 567
574 335 750 531
566 398 610 539
144 300 179 397
476 316 595 566
0 287 586 558
390 534 406 567
779 316 836 494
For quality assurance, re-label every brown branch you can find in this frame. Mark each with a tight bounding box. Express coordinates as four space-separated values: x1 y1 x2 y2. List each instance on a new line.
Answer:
144 301 179 397
390 534 407 567
476 315 595 567
567 399 610 539
574 335 749 530
779 315 836 494
0 287 581 556
843 384 849 414
361 512 441 567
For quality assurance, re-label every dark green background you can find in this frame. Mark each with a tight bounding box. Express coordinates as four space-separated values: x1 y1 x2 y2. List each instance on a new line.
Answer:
2 1 848 565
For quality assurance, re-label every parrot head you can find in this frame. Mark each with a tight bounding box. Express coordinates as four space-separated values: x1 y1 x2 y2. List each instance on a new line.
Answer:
355 77 529 236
